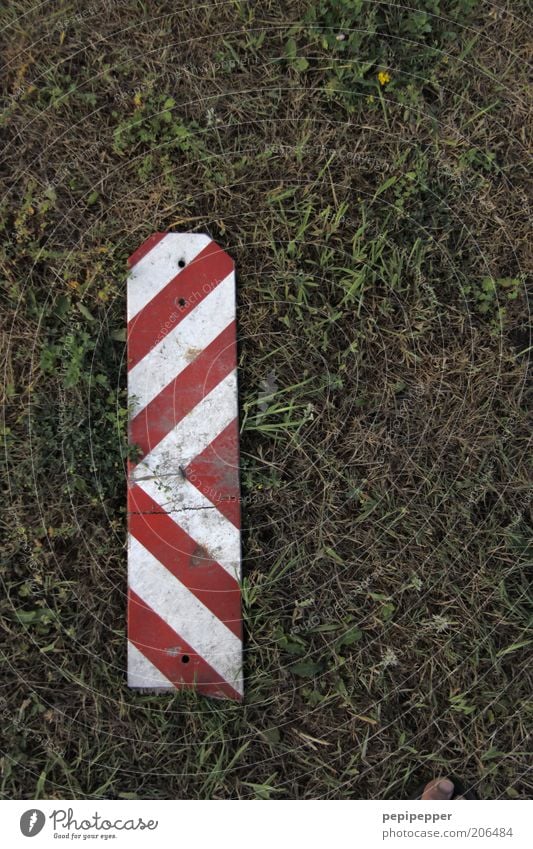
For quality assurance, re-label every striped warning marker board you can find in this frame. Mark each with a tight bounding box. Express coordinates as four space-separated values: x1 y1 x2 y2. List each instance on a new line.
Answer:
126 232 243 700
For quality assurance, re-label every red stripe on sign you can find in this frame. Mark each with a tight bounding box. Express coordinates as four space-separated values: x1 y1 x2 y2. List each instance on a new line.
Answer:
185 418 241 528
128 590 242 700
129 320 237 461
127 232 167 269
128 484 242 639
127 241 234 370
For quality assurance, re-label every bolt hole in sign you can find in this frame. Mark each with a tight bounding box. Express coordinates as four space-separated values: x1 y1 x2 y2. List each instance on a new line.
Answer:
126 232 243 700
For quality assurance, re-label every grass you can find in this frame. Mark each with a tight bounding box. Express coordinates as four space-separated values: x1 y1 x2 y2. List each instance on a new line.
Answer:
0 0 531 799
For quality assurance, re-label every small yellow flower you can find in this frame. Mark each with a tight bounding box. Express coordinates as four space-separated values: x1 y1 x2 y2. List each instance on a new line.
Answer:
377 71 391 86
66 279 80 290
133 92 142 108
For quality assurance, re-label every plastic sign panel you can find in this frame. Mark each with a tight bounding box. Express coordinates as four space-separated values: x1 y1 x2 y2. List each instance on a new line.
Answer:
126 232 243 700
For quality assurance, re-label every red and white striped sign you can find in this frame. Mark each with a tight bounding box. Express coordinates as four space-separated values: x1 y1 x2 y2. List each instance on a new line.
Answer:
126 232 243 700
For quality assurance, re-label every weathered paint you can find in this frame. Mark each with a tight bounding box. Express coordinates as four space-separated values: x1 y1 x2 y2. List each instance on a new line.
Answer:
126 233 242 700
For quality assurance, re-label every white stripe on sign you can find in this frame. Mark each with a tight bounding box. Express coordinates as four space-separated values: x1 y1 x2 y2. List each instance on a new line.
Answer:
128 272 235 416
131 369 237 476
127 232 211 321
127 641 174 689
132 474 241 581
129 535 243 694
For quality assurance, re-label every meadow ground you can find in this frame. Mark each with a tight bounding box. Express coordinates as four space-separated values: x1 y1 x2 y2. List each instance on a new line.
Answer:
1 0 531 799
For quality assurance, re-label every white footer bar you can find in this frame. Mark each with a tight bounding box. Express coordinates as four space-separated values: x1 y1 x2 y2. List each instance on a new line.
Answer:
2 799 531 848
